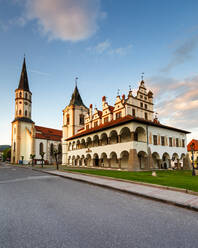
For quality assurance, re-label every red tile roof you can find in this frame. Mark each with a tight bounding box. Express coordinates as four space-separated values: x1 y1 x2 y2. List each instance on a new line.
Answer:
35 125 62 141
187 139 198 152
66 115 190 141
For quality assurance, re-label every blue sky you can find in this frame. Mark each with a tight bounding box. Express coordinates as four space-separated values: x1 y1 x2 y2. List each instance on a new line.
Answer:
1 0 198 145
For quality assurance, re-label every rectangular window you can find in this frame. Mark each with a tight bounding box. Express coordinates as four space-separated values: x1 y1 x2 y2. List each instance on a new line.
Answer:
132 109 136 116
79 114 84 125
140 102 143 108
169 137 172 147
104 117 108 123
161 136 165 146
67 114 70 125
145 113 148 120
94 121 98 127
145 104 147 109
86 124 89 130
176 138 179 147
116 112 122 119
153 135 157 145
182 139 185 147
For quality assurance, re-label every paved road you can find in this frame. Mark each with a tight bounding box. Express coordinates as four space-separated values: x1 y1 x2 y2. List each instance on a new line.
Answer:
0 162 198 248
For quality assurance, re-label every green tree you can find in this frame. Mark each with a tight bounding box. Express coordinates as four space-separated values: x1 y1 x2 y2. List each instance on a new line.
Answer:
3 148 11 162
40 152 45 168
30 154 36 166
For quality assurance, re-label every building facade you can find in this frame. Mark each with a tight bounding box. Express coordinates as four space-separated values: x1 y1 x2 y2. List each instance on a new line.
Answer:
11 58 62 164
62 81 191 170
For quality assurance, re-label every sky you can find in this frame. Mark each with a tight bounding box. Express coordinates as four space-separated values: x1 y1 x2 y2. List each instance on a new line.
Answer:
1 0 198 145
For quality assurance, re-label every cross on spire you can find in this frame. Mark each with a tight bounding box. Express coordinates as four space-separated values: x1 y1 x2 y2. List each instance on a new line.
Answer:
117 89 120 96
75 77 78 87
129 84 131 91
141 72 144 80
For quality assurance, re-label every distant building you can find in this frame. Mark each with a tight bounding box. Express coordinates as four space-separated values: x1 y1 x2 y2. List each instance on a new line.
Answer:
62 81 191 170
11 58 62 164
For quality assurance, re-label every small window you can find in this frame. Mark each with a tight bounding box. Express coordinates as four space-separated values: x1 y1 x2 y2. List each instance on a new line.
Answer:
25 93 27 99
19 92 22 98
94 121 98 127
176 138 179 147
145 113 148 120
132 109 136 116
80 114 84 125
67 114 70 125
140 102 143 108
169 137 172 147
86 124 89 130
104 117 108 123
145 96 147 100
19 110 22 115
19 101 22 104
25 110 27 117
116 112 122 119
153 135 157 145
145 104 147 109
161 136 165 146
140 95 143 99
25 102 28 105
182 139 185 148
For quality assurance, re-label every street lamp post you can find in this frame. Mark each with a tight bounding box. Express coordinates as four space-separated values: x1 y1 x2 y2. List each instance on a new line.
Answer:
190 142 196 176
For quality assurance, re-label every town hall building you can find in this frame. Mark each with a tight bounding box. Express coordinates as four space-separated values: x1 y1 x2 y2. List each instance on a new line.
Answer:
11 58 62 164
62 80 191 171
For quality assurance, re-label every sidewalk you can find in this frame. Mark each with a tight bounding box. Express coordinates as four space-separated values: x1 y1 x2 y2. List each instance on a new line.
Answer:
34 169 198 212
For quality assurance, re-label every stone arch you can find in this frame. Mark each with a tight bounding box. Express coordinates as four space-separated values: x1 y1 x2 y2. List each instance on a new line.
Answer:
76 155 80 166
81 155 85 166
81 139 86 149
134 127 146 142
68 156 71 166
72 141 75 150
100 152 109 168
68 142 72 151
86 137 92 148
162 153 171 169
109 130 118 144
93 153 99 167
138 151 147 169
120 150 129 169
110 151 119 168
85 154 91 167
152 152 160 169
100 133 108 146
76 140 80 150
93 135 99 147
120 127 131 143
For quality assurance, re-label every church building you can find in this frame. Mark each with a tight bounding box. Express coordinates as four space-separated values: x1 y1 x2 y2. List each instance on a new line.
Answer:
11 58 62 164
62 80 191 171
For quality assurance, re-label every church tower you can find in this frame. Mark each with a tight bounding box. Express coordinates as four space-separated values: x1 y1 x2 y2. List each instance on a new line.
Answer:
62 83 88 165
11 58 35 164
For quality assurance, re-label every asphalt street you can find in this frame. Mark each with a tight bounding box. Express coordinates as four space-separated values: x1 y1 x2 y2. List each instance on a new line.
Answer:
0 162 198 248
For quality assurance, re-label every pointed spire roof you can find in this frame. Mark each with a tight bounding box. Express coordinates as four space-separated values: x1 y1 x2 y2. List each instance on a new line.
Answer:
69 86 87 107
18 57 30 92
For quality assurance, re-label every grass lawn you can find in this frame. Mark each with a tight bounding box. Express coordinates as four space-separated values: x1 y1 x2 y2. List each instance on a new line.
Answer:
62 168 198 192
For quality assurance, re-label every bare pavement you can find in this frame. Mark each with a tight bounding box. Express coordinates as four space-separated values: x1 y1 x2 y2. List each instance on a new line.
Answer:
1 162 198 248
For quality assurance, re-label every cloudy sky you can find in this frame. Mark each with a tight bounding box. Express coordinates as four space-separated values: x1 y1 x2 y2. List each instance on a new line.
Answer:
1 0 198 145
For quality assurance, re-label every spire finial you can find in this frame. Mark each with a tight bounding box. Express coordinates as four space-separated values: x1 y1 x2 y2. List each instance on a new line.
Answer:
141 72 144 81
75 77 78 87
129 84 131 91
117 89 120 96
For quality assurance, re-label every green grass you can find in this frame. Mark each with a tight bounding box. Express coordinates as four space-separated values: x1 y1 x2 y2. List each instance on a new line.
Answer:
62 168 198 192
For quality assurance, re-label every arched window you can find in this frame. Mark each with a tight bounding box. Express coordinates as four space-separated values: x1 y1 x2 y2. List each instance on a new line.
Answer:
25 110 27 117
25 93 27 99
58 143 62 154
19 110 22 115
80 114 84 125
19 92 22 98
50 143 54 156
39 143 43 155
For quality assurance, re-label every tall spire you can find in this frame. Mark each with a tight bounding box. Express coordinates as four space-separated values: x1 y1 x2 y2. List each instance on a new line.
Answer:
69 85 86 107
18 57 30 92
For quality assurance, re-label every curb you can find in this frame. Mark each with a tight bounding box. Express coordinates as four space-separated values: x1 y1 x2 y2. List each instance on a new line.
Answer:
32 168 198 212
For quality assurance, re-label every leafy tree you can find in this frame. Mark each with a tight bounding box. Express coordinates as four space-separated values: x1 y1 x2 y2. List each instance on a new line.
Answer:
30 154 36 166
53 149 59 170
3 148 11 162
40 152 45 168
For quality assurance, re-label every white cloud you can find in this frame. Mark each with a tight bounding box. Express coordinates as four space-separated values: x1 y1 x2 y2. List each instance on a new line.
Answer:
88 40 133 55
22 0 103 41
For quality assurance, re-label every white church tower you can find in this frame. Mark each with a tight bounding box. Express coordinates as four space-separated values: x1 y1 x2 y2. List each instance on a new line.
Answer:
11 58 35 164
62 83 88 165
